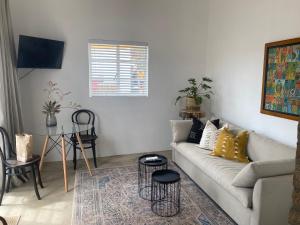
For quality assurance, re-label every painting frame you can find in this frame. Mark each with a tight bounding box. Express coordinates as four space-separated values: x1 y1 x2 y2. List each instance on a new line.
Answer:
260 37 300 121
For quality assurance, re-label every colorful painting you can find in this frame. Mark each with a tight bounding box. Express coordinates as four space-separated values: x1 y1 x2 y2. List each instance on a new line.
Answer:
261 38 300 121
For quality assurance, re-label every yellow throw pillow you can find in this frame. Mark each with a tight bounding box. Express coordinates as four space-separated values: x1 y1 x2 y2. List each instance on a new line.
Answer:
211 128 250 163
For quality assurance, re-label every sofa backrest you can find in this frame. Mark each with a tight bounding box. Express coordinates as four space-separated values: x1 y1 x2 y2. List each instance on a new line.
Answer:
247 132 296 161
220 119 296 161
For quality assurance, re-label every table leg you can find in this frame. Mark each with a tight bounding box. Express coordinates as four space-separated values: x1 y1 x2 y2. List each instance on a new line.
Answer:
39 136 49 171
61 135 68 192
75 133 93 176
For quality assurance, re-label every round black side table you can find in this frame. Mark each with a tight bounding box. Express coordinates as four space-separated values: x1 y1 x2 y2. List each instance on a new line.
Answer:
138 154 168 200
151 169 181 217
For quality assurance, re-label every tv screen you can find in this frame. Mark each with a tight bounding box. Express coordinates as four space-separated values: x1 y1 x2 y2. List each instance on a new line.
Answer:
17 35 64 69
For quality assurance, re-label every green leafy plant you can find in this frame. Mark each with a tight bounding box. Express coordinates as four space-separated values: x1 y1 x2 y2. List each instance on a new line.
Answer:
175 77 213 105
42 81 81 114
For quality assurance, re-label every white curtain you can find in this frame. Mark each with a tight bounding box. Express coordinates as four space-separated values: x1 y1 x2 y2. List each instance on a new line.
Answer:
0 0 23 144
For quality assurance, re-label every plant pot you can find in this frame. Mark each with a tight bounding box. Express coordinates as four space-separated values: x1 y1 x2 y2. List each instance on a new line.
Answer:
46 113 57 127
186 97 200 111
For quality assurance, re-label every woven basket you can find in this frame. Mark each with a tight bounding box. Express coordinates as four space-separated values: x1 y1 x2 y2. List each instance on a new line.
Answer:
186 97 200 110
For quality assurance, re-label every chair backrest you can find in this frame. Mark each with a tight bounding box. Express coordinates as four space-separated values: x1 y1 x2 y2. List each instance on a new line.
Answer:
0 127 13 161
71 109 96 135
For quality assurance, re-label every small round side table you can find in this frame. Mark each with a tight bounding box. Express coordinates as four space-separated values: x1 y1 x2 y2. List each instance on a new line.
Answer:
151 169 181 217
138 154 168 200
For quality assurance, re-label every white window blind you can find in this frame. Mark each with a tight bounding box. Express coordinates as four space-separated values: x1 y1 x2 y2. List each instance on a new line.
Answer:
88 40 149 96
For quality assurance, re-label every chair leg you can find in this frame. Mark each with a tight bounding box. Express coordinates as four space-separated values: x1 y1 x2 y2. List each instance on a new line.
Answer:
16 173 26 183
31 165 41 200
14 168 27 183
5 169 11 193
20 168 29 181
92 141 97 168
35 162 44 189
0 166 6 206
73 143 77 170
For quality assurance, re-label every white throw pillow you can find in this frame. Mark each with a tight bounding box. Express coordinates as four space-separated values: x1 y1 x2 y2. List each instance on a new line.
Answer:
197 120 225 151
232 158 295 188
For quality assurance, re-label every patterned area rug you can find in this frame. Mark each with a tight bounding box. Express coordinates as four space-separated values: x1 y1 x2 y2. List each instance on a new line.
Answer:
72 163 236 225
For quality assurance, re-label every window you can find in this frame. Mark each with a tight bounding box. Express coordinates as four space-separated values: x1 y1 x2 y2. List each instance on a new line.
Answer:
88 40 149 96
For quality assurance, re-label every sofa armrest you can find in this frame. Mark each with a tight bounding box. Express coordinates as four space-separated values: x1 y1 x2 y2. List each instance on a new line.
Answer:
170 120 192 143
251 175 293 225
232 158 295 188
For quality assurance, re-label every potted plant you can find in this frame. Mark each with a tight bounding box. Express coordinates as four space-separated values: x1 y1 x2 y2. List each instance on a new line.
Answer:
42 81 81 127
175 77 213 110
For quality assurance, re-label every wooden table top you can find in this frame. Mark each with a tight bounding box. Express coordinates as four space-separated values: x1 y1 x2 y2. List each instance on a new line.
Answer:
179 110 205 119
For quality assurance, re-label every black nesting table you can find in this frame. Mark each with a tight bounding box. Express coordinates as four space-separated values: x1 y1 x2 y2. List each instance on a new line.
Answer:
138 154 167 200
151 169 181 217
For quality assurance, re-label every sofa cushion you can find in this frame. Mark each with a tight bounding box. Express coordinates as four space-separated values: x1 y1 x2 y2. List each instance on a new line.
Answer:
212 128 250 163
170 120 193 143
232 158 295 188
187 118 219 144
174 142 253 208
198 120 223 150
186 117 204 143
247 132 296 161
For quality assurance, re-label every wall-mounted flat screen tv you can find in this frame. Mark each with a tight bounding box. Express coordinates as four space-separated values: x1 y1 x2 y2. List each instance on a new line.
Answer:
17 35 64 69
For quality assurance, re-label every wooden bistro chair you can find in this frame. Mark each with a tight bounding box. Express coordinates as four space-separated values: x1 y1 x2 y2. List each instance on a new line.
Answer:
71 109 98 170
0 127 43 205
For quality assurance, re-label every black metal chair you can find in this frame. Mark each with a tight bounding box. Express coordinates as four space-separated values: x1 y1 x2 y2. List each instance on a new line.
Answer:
71 109 98 170
0 127 43 205
0 216 7 225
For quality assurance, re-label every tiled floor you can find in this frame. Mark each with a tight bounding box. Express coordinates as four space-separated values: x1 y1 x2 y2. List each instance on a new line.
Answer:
0 151 171 225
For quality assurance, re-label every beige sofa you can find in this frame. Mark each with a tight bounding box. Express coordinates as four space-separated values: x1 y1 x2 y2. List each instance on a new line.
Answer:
170 120 296 225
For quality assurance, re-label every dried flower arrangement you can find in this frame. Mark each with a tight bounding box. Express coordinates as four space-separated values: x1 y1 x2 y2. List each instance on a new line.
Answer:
42 81 81 114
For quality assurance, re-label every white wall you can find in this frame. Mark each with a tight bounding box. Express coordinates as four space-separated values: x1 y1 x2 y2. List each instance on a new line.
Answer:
10 0 209 161
206 0 299 147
